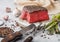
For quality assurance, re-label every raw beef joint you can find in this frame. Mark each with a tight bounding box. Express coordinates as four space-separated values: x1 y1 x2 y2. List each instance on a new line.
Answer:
20 5 49 23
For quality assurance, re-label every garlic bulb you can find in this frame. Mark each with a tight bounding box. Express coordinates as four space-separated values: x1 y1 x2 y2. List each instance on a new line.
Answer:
13 8 21 17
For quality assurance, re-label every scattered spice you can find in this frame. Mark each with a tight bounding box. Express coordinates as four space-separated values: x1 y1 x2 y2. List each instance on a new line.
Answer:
5 24 7 26
41 35 43 37
44 34 46 36
44 36 46 38
48 37 49 39
6 7 12 13
25 33 29 35
3 15 9 21
15 21 19 26
11 24 15 26
43 31 44 33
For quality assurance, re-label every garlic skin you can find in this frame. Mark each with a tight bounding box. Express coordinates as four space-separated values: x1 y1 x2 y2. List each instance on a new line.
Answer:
13 8 21 17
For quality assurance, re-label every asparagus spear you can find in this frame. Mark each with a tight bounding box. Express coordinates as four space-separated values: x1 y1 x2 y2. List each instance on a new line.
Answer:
45 13 60 30
55 24 59 32
45 22 58 30
47 23 59 35
45 20 55 28
45 14 60 34
48 27 55 35
55 24 60 34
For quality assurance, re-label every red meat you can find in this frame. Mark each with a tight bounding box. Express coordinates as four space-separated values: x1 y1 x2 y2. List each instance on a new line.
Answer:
20 5 49 23
20 10 27 20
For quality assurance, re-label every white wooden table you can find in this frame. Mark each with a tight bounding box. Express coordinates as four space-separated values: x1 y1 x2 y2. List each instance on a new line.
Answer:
0 0 60 42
